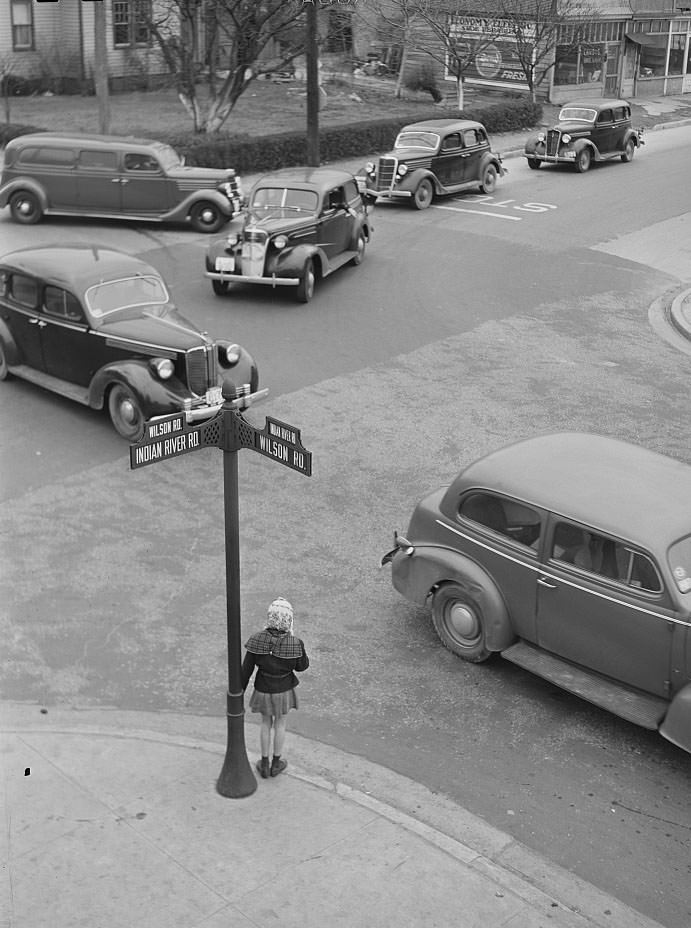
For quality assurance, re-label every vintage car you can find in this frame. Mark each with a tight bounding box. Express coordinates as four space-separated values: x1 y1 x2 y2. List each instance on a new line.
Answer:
0 133 242 232
523 99 644 173
361 118 504 209
0 245 258 440
381 432 691 756
204 167 372 303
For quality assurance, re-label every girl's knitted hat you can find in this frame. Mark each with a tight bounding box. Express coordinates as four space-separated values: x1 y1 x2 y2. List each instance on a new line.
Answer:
266 597 294 633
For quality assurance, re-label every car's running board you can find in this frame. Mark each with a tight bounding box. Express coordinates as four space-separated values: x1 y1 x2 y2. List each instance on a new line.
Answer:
9 365 90 405
501 642 667 730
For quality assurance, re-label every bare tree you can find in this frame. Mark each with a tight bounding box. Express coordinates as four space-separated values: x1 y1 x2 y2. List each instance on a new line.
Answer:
0 57 13 123
493 0 599 101
148 0 309 133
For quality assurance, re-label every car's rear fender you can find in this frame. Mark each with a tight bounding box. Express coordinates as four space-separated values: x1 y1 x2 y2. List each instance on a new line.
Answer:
480 152 505 177
391 544 514 651
0 177 48 211
660 682 691 754
88 361 188 413
0 319 20 365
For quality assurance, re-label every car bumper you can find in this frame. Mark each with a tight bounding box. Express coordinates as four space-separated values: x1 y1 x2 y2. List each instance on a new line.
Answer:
365 187 411 200
204 271 299 287
526 150 576 163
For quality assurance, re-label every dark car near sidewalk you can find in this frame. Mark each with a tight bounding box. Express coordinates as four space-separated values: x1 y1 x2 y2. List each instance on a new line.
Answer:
0 133 242 232
205 167 372 303
381 433 691 757
0 245 258 440
523 99 644 173
362 118 504 209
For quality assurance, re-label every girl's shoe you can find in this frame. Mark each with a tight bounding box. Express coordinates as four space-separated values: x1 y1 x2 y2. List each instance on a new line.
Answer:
256 758 270 779
270 758 287 777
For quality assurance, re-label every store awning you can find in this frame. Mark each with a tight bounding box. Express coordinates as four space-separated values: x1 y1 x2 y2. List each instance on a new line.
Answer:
625 31 670 48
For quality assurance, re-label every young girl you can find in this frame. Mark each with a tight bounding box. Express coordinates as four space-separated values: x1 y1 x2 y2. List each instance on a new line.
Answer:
241 597 310 778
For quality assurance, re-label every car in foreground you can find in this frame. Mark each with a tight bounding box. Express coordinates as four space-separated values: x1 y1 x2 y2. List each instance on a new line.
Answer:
523 99 644 173
361 118 504 209
381 432 691 756
204 167 372 303
0 133 242 232
0 245 258 440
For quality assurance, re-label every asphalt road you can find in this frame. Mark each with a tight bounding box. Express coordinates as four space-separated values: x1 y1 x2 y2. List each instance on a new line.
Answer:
1 126 691 927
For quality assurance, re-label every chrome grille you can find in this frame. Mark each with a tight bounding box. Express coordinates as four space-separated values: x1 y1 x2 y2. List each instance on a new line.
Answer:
186 345 216 396
244 228 268 244
546 130 561 157
377 157 397 190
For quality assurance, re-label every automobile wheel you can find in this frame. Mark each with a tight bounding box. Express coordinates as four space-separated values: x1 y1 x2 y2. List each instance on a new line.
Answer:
9 190 43 225
575 148 592 173
479 164 498 193
412 179 433 210
190 201 226 233
108 384 145 441
0 340 10 381
432 583 490 662
296 258 315 303
351 232 366 266
527 158 541 170
621 139 636 163
212 279 230 296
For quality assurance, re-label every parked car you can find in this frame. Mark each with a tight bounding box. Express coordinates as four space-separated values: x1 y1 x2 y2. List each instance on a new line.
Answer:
381 432 691 756
361 118 504 209
205 167 372 303
523 99 644 173
0 133 242 232
0 245 258 440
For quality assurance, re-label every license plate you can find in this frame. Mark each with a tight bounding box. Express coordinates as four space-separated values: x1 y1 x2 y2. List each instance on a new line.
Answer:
205 386 223 405
215 256 235 272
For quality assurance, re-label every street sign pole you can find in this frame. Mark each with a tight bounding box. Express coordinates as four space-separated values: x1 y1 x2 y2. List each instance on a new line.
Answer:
217 385 256 798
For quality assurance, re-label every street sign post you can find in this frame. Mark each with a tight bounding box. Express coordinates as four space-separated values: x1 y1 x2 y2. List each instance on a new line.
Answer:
129 385 312 798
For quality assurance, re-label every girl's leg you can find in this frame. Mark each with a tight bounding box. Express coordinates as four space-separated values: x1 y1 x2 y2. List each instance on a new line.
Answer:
273 714 287 756
260 714 272 756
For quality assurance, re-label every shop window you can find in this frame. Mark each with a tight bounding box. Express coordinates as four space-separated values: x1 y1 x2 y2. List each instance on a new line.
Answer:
11 0 33 51
668 34 686 75
113 0 151 47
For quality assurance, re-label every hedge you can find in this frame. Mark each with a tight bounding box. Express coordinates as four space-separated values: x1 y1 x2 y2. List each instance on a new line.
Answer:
0 99 542 171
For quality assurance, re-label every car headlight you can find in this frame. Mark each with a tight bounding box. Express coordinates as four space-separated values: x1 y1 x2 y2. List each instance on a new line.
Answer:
366 161 375 174
397 164 408 176
151 358 175 380
273 234 288 249
537 132 545 142
226 232 239 247
225 343 241 364
562 134 571 144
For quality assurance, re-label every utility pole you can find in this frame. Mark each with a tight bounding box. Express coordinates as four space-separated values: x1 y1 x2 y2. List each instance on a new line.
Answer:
306 0 319 166
94 0 110 134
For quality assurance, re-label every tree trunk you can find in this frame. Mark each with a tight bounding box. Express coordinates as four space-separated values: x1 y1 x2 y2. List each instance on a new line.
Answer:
93 1 110 134
395 28 410 99
456 75 464 111
178 90 202 132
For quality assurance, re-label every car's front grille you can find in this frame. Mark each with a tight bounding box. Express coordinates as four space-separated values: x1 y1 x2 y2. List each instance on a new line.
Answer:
244 228 268 244
186 345 216 396
377 157 397 189
546 130 561 157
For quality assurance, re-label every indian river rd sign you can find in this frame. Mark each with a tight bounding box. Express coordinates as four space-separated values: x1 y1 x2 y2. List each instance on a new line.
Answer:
129 411 214 470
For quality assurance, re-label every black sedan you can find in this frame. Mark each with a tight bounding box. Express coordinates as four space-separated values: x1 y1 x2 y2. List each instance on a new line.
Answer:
0 245 258 439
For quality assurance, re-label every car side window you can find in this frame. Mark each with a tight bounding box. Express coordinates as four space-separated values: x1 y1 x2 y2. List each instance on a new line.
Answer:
596 109 613 124
462 129 479 147
460 492 541 549
18 146 75 167
43 286 85 323
79 149 118 170
613 106 627 121
8 274 38 308
343 179 359 203
441 133 461 151
550 522 662 592
124 153 160 172
326 187 345 211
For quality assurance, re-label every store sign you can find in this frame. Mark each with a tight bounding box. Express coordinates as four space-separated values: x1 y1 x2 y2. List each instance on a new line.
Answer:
450 19 533 90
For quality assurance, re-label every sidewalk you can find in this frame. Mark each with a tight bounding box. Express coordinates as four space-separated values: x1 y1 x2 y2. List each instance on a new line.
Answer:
1 703 666 928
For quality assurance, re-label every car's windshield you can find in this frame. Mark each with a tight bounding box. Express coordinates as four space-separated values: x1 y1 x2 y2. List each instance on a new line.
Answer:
668 535 691 593
85 275 169 317
250 187 318 213
559 107 597 123
394 131 440 150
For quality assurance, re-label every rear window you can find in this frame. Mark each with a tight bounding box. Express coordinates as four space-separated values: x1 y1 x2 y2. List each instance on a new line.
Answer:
668 536 691 593
18 146 75 167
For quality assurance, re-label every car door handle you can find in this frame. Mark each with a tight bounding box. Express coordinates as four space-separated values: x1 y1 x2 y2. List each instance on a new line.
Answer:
537 576 558 589
28 317 47 327
111 178 121 183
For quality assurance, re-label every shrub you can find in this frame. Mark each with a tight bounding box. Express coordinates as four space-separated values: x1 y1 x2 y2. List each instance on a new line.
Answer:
404 63 443 103
0 123 47 146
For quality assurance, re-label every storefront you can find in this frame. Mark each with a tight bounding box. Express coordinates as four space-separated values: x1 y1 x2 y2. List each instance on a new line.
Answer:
623 18 691 97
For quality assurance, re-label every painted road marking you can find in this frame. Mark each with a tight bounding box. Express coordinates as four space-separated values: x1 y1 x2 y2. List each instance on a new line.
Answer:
432 205 522 221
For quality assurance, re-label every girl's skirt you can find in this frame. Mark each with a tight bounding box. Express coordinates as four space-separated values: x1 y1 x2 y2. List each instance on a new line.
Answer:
249 688 298 717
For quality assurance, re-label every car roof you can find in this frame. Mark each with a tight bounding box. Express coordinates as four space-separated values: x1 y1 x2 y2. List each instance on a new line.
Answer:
253 167 356 190
0 245 162 292
6 132 168 150
448 432 691 549
399 119 485 133
560 99 630 111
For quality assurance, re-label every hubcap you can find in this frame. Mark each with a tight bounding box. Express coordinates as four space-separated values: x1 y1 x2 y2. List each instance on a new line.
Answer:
19 200 32 215
120 398 137 424
448 603 478 639
201 208 215 224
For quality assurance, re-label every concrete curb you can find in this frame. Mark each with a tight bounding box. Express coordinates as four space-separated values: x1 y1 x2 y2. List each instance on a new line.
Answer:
668 287 691 340
1 703 666 928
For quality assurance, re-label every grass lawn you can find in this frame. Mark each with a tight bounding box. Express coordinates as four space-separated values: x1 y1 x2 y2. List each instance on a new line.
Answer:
2 77 470 138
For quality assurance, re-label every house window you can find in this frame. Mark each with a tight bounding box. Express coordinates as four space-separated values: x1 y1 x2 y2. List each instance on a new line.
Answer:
11 0 34 51
113 0 151 47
